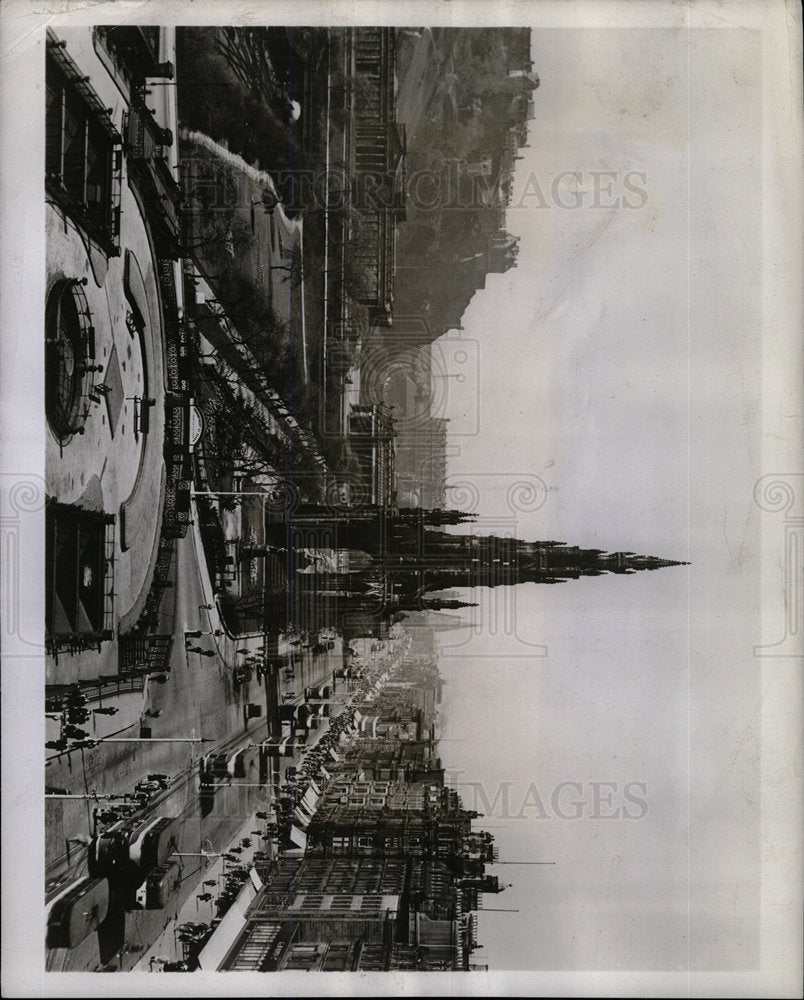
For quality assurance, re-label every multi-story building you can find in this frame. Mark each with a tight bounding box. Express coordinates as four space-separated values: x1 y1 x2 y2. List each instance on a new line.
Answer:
216 856 475 971
347 402 396 508
394 415 448 509
346 28 407 325
45 26 189 682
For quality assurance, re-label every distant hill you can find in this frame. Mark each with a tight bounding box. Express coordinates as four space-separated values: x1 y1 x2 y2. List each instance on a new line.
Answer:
393 28 535 342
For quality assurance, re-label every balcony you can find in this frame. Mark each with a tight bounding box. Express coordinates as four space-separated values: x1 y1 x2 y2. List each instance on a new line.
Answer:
126 95 174 162
96 26 174 84
46 35 123 255
125 94 183 257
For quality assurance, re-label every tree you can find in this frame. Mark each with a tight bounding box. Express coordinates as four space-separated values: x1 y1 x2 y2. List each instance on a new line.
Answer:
267 244 305 289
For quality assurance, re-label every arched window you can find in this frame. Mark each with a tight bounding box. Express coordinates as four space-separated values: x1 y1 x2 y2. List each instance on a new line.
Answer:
45 278 99 443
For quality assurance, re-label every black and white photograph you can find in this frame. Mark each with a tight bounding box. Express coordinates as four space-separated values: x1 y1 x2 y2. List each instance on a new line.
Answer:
0 0 801 995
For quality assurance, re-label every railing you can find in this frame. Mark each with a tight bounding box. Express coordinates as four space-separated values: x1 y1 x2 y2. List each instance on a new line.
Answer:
126 97 172 163
119 633 174 675
46 503 116 656
150 156 183 248
95 26 173 84
45 278 100 446
125 94 183 258
46 33 123 255
140 537 176 629
103 516 116 636
46 675 146 714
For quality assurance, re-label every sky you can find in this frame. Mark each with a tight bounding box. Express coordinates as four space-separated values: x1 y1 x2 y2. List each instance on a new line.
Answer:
0 4 797 996
432 26 761 560
428 24 767 975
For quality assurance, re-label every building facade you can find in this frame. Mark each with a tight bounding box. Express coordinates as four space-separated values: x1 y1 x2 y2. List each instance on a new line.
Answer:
45 26 190 683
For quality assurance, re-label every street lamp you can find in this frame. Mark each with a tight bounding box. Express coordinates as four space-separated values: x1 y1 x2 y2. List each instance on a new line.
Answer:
68 736 212 748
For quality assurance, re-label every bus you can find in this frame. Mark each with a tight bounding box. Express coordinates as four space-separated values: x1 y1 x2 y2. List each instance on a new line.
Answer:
226 747 248 779
87 821 131 878
199 753 228 785
128 815 175 871
200 748 249 784
134 861 182 910
88 815 174 880
45 876 109 950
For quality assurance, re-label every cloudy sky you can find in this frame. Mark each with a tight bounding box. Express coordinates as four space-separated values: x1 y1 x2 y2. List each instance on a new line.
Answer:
428 20 776 983
0 3 797 996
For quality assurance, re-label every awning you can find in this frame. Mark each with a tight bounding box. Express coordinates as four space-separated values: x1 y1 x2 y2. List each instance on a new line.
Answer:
359 715 379 737
196 878 257 971
289 823 307 849
261 736 296 757
300 786 320 817
293 806 312 829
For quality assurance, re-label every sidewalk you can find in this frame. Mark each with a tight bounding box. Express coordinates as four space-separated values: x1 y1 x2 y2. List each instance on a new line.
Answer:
131 800 278 972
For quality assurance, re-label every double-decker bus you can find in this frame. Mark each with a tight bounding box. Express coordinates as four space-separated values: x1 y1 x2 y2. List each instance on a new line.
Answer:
134 860 182 910
200 747 250 784
45 876 109 949
88 815 175 881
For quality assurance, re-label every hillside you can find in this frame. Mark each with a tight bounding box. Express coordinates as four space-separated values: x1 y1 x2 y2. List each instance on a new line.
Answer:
393 27 535 340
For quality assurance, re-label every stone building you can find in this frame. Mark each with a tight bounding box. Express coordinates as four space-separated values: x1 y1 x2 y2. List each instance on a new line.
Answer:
45 26 189 682
217 856 474 971
346 28 407 324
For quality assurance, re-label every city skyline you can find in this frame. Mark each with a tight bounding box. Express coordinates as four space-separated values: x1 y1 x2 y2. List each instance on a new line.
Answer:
0 3 800 998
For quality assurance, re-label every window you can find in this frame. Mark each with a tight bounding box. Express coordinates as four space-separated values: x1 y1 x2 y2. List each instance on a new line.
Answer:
94 26 171 88
46 501 115 652
46 35 122 252
45 278 96 442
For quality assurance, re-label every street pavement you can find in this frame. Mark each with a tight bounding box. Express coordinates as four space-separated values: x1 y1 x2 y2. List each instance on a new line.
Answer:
45 498 342 971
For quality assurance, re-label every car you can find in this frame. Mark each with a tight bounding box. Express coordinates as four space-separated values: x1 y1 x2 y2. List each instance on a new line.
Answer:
233 665 252 686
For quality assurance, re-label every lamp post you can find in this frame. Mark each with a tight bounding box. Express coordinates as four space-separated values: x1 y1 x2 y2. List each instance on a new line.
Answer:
81 736 211 746
45 792 141 801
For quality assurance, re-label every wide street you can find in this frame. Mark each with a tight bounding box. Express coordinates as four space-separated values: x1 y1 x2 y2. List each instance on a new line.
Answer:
45 497 345 971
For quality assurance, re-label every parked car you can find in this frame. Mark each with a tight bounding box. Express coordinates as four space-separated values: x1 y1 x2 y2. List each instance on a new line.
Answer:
233 664 252 686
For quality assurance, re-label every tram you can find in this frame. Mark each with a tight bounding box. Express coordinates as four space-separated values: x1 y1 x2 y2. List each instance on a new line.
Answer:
45 876 109 949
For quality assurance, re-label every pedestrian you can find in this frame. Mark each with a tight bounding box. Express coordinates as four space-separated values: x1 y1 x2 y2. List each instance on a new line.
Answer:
63 725 88 740
93 706 119 716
